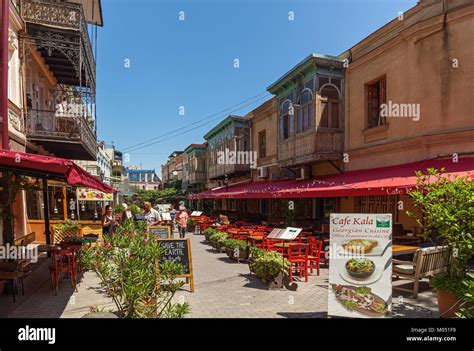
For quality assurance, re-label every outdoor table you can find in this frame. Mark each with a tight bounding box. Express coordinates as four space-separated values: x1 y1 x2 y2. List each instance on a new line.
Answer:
38 244 61 252
247 235 264 245
392 244 419 256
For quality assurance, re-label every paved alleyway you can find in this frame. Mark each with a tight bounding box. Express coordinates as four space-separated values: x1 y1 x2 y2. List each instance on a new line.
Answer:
172 233 328 318
3 231 438 318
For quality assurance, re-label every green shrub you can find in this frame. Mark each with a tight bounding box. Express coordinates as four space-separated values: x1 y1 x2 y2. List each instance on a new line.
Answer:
209 232 228 243
249 247 290 283
129 204 141 215
81 220 190 318
222 239 248 251
114 204 125 214
53 219 80 233
408 168 473 280
205 228 216 235
456 273 474 318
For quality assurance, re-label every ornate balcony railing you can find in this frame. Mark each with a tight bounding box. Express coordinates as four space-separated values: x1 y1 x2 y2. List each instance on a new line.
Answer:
22 0 96 85
278 129 344 167
27 109 97 158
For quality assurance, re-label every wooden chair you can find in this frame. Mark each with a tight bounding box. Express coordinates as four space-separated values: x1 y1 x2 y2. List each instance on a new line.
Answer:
392 246 449 298
49 249 77 295
288 244 309 282
307 237 322 276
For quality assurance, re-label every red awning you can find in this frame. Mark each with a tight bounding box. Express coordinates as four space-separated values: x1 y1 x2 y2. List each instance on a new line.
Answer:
0 149 115 193
188 157 474 199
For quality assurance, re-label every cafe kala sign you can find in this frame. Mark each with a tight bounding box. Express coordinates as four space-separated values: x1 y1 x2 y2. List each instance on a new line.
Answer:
77 188 113 201
328 214 392 318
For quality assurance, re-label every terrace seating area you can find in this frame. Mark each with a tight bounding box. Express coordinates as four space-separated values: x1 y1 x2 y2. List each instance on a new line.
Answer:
192 214 448 293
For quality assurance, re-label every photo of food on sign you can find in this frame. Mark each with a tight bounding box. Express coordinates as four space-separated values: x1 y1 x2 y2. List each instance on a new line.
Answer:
331 284 388 317
328 214 393 318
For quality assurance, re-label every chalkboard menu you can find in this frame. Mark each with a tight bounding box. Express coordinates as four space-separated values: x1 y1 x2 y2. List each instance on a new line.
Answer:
158 239 195 292
150 226 171 239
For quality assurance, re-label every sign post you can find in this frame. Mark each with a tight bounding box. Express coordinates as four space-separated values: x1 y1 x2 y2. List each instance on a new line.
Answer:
149 226 171 239
328 214 392 318
158 238 194 292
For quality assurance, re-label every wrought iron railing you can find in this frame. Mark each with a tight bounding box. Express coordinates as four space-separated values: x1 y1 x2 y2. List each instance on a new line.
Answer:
22 0 96 82
26 109 97 157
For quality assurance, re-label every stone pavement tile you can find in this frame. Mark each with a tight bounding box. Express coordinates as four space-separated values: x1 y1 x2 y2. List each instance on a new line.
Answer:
5 228 439 318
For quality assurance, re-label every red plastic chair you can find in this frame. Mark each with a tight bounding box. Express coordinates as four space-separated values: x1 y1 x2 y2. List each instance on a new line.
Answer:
288 243 309 282
49 249 77 295
307 237 322 276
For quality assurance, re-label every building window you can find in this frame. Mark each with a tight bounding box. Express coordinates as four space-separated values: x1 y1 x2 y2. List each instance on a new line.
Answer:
367 77 387 129
258 130 266 158
297 88 314 133
320 84 341 129
279 99 293 140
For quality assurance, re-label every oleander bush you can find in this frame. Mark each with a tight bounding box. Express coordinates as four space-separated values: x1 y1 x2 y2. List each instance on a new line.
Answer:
81 220 190 318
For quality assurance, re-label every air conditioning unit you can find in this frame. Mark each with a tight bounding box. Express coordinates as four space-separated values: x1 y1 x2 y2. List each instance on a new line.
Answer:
258 166 268 179
295 166 310 180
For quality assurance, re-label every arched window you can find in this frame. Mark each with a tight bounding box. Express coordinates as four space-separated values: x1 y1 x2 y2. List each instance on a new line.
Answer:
297 88 314 133
319 84 341 129
279 99 293 140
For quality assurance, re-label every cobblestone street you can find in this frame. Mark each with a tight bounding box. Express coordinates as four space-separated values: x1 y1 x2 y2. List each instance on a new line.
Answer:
1 230 438 319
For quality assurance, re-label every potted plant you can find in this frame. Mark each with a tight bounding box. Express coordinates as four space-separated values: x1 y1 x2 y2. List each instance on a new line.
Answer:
204 228 217 242
248 247 290 284
80 220 190 318
52 219 81 243
408 168 473 318
223 239 249 262
209 232 228 252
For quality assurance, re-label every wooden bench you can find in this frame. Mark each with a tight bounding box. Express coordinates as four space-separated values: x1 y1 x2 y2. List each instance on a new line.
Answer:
392 246 449 298
14 232 36 246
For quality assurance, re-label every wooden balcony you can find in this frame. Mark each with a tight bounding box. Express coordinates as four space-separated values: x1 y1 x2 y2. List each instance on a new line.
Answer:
22 0 96 89
208 163 250 180
188 171 207 184
277 129 344 168
26 109 97 160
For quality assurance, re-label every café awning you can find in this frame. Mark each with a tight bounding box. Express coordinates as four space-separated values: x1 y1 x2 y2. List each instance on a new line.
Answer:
0 149 115 193
188 157 474 199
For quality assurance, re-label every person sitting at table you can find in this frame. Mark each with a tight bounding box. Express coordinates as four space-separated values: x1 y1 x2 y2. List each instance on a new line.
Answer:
102 205 118 235
143 202 161 227
214 214 229 226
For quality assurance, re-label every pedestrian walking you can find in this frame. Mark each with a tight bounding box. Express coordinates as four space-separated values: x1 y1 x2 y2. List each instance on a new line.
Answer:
176 206 189 239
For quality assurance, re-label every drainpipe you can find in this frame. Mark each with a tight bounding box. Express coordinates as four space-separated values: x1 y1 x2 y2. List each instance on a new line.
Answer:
1 0 8 150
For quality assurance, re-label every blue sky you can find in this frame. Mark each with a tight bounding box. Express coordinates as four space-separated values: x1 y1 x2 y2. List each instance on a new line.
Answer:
96 0 417 176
